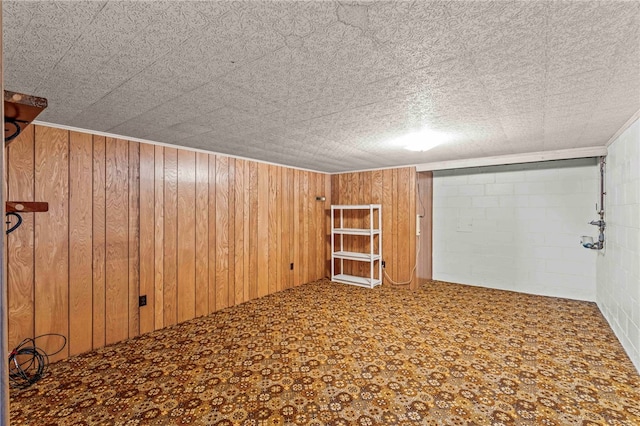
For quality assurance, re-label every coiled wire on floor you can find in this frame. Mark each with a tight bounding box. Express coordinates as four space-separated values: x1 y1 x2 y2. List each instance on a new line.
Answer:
8 334 67 389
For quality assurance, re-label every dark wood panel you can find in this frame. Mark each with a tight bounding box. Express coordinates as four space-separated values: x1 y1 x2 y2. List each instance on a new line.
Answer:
302 172 310 284
397 167 411 286
139 143 155 334
128 142 140 337
268 165 278 295
227 159 235 307
105 138 129 345
195 152 209 317
34 126 69 361
242 162 251 302
69 131 93 355
248 161 258 300
293 170 301 286
234 159 245 305
416 172 433 285
92 136 107 349
215 155 229 310
257 162 269 297
307 172 317 283
7 125 35 351
163 148 178 327
153 146 164 330
177 150 196 322
381 169 393 283
207 154 217 314
281 168 292 289
324 174 332 278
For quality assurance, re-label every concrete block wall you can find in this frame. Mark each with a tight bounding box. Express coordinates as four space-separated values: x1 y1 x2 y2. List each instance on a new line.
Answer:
433 158 599 301
596 118 640 371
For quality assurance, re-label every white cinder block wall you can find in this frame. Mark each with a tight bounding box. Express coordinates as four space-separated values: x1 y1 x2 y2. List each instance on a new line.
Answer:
596 118 640 371
432 158 599 301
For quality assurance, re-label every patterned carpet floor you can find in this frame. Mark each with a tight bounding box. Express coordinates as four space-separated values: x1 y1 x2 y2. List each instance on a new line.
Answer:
9 279 640 425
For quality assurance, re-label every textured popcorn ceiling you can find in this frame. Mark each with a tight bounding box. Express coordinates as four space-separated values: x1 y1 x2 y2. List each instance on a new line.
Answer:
3 1 640 173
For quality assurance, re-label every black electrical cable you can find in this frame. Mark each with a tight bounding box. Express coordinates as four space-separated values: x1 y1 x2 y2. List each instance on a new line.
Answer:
8 334 67 388
6 211 23 235
4 118 22 142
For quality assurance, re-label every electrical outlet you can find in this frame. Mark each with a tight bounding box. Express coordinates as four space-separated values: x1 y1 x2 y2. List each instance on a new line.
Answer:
139 295 147 307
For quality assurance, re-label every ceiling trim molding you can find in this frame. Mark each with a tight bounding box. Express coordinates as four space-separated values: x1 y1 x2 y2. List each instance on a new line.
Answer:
605 108 640 147
32 120 326 174
414 147 607 172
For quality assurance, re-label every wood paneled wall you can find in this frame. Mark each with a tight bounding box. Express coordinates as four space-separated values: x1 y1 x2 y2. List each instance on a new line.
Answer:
6 125 330 361
1 6 9 422
331 167 418 289
416 172 433 284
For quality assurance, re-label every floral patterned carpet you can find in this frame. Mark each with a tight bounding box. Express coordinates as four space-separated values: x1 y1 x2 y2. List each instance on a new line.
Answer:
10 279 640 425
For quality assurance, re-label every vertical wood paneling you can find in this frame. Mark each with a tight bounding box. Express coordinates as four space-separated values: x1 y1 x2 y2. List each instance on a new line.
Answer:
242 163 251 302
397 167 410 285
163 148 178 327
234 159 245 305
282 168 292 289
302 172 310 284
391 169 399 283
330 175 339 279
343 173 355 276
92 136 106 349
153 146 164 329
316 174 325 279
227 159 235 307
69 131 93 355
371 170 383 281
105 138 129 345
195 153 209 317
307 173 317 283
268 165 278 295
128 142 140 337
7 126 35 351
381 169 393 283
332 167 417 288
34 126 69 361
359 172 372 277
325 174 332 278
248 161 259 300
0 12 7 419
275 167 283 293
408 168 417 290
8 124 337 362
177 150 196 322
293 170 301 286
215 156 229 309
257 163 269 297
416 172 433 284
207 155 217 314
139 144 155 334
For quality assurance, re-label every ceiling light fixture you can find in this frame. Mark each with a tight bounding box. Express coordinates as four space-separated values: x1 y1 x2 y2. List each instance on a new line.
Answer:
394 128 451 152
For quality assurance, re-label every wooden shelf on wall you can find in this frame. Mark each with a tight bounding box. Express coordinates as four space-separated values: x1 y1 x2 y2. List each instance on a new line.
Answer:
4 90 47 146
6 201 49 213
